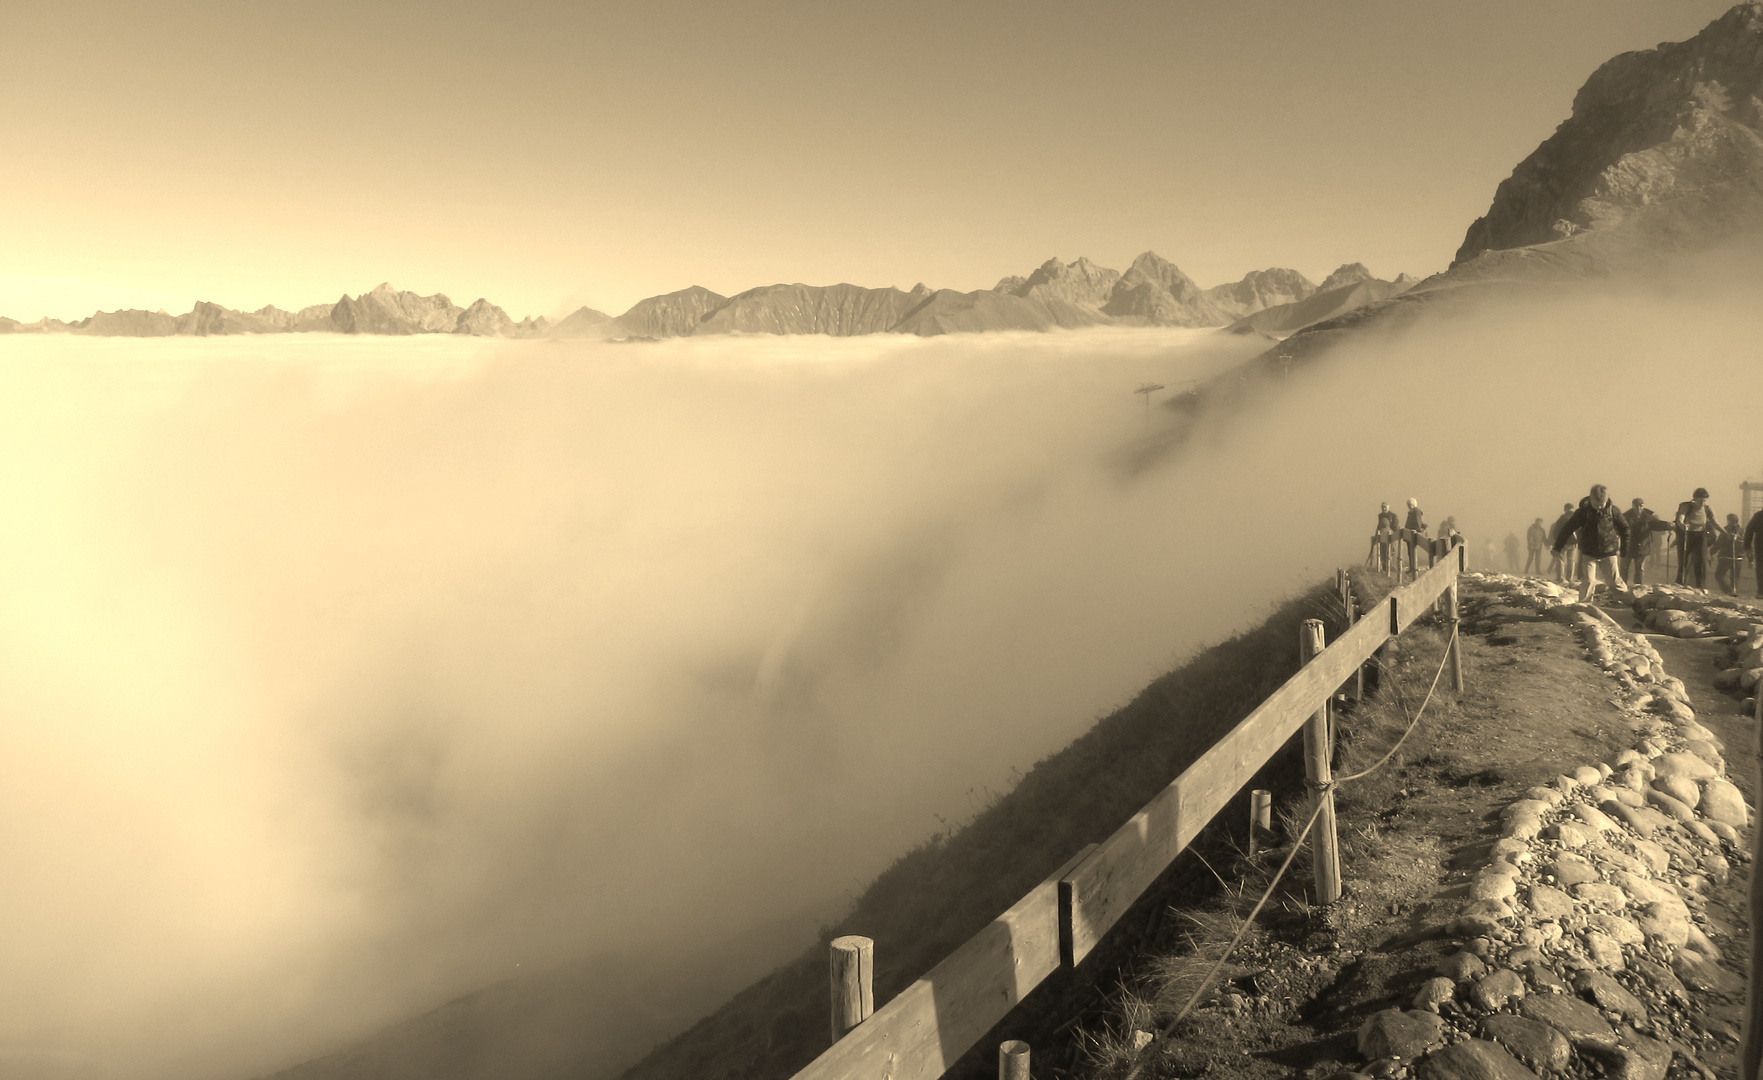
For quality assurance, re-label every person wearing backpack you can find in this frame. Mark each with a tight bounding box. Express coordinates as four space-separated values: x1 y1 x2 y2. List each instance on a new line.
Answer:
1524 517 1547 575
1401 498 1428 579
1621 498 1670 588
1673 487 1718 591
1553 484 1630 603
1746 507 1763 599
1546 503 1577 584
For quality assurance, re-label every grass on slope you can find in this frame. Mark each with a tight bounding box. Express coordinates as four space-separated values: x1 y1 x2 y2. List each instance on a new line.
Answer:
617 580 1359 1080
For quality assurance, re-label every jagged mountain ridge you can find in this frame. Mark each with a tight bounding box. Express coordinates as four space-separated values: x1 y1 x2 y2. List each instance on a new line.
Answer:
1 257 1404 342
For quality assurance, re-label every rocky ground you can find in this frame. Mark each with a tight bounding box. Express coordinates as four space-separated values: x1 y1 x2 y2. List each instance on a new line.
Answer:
1110 575 1759 1080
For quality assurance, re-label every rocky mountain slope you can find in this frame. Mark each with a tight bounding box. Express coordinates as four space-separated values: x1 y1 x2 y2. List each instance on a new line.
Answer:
1454 1 1763 267
1204 267 1318 319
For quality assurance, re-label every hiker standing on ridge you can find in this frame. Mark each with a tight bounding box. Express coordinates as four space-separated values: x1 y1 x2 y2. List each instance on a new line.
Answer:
1714 513 1743 595
1524 518 1547 575
1746 506 1763 599
1673 487 1718 591
1553 483 1630 604
1401 498 1428 579
1547 503 1578 584
1622 498 1669 589
1504 532 1521 573
1373 502 1399 573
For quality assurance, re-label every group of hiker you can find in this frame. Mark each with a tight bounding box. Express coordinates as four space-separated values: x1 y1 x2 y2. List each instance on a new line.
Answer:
1522 486 1763 602
1367 487 1763 604
1367 498 1462 577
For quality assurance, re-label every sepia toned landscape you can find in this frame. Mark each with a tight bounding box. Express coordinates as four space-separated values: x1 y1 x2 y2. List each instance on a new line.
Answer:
3 4 1762 1080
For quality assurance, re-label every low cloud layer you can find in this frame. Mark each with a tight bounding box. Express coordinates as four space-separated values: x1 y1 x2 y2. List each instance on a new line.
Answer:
0 255 1757 1080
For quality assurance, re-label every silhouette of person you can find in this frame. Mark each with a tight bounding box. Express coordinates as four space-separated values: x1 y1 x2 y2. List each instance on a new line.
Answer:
1401 498 1427 578
1371 502 1398 573
1621 498 1668 588
1674 487 1717 590
1714 513 1742 595
1747 507 1763 599
1546 503 1577 583
1504 532 1521 573
1524 518 1546 575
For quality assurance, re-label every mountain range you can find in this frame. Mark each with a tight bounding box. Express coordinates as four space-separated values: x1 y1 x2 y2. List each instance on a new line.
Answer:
0 259 1413 344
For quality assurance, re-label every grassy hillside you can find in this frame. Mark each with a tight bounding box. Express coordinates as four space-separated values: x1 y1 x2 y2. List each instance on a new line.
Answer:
617 581 1358 1080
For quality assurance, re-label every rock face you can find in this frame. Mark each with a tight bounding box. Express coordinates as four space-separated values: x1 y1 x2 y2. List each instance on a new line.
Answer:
610 285 728 338
1453 1 1763 266
332 283 464 335
1225 277 1402 337
71 309 179 336
889 287 1109 336
1317 262 1376 292
1008 256 1121 309
453 298 516 337
1204 267 1317 318
1101 251 1229 326
693 283 923 336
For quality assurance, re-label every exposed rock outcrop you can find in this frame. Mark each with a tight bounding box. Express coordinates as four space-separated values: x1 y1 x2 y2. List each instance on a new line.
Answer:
453 298 516 337
609 286 728 339
1226 277 1402 337
332 283 464 335
1454 2 1763 266
73 309 179 336
1007 256 1121 309
1318 262 1376 293
1204 267 1318 318
889 288 1109 336
692 283 923 337
1101 252 1229 327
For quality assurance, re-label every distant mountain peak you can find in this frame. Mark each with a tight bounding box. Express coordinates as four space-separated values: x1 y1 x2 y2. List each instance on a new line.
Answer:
1317 263 1375 292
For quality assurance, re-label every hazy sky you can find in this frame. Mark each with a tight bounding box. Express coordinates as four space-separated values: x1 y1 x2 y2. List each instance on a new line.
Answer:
2 0 1736 320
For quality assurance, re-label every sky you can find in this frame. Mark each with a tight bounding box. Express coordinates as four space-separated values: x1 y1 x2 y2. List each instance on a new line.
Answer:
0 0 1738 320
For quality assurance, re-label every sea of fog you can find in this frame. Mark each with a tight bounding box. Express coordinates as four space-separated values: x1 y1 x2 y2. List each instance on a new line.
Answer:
0 274 1758 1080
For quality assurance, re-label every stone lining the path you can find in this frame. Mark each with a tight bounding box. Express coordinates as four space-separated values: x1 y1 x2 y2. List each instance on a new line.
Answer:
1344 575 1752 1080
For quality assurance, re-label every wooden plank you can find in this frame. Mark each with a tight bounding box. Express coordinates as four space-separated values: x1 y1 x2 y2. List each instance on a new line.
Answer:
1061 607 1388 962
1390 557 1456 634
796 845 1095 1080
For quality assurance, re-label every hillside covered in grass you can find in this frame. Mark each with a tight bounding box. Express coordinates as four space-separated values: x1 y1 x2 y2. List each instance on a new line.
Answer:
618 581 1359 1080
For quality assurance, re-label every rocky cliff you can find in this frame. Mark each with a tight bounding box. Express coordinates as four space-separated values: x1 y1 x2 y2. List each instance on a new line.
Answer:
693 283 925 336
1101 251 1229 327
1454 1 1763 266
1204 267 1318 318
610 286 728 339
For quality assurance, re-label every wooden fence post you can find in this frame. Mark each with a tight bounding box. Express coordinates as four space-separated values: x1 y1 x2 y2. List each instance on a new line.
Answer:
1444 583 1465 694
1350 595 1365 702
999 1040 1031 1080
830 936 874 1041
1249 788 1272 854
1299 619 1343 904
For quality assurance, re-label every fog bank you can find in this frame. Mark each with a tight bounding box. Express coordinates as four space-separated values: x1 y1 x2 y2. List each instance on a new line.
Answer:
1 260 1759 1080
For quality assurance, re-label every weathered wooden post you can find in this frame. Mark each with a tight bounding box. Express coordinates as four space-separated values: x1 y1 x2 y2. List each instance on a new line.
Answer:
1443 583 1465 694
829 936 874 1041
999 1040 1031 1080
1249 788 1272 854
1300 619 1343 903
1350 595 1365 702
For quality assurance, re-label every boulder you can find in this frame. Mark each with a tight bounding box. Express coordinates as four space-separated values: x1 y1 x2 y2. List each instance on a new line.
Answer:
1472 872 1518 901
1415 976 1457 1011
1628 956 1688 1002
1571 804 1618 832
1440 951 1488 983
1652 753 1714 781
1469 968 1526 1011
1543 854 1597 886
1636 902 1689 947
1525 884 1575 919
1630 839 1669 873
1518 993 1616 1044
1479 1015 1571 1074
1501 799 1553 821
1452 899 1513 937
1682 739 1724 768
1599 800 1656 836
1642 788 1694 822
1571 882 1627 910
1573 970 1648 1025
1585 912 1643 945
1571 765 1603 787
1359 1008 1446 1060
1416 1039 1541 1080
1522 786 1564 807
1699 779 1748 827
1543 821 1596 848
1584 930 1625 970
1673 950 1744 994
1577 1032 1672 1080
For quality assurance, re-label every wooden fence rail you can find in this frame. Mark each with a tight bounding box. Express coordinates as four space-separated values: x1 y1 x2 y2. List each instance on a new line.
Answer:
793 547 1466 1080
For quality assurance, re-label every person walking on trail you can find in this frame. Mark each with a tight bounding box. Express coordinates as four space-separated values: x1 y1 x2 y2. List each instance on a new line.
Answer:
1714 513 1743 595
1504 532 1521 573
1546 503 1578 583
1524 517 1547 574
1674 487 1718 590
1372 502 1399 573
1401 498 1428 578
1553 483 1630 603
1746 507 1763 599
1622 498 1669 588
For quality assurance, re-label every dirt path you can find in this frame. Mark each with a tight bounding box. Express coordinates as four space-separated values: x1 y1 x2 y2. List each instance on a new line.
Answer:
1111 576 1754 1080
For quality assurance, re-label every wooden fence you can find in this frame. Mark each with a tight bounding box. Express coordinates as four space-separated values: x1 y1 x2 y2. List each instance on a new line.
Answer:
793 547 1466 1080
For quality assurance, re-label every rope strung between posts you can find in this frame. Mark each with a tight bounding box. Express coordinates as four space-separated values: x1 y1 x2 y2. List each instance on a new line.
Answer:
1121 623 1459 1080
